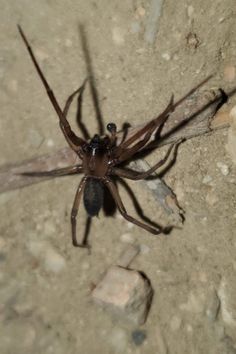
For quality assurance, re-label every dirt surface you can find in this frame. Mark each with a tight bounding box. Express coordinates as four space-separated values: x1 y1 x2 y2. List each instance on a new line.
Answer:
1 1 236 353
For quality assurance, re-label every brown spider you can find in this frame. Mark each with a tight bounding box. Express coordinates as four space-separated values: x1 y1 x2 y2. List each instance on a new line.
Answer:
17 25 206 249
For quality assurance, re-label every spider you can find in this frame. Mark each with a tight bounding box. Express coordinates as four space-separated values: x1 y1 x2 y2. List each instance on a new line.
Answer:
17 25 205 249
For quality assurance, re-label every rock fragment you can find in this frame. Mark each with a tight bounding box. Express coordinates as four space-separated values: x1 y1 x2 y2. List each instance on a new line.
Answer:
92 265 153 325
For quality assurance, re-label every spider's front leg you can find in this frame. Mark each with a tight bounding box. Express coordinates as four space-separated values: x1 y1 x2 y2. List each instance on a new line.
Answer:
112 140 182 180
17 25 86 152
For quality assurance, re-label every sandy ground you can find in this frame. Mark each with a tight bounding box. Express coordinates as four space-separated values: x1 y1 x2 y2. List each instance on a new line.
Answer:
1 1 236 353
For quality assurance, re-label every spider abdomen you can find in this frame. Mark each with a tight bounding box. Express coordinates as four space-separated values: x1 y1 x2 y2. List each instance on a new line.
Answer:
83 178 104 217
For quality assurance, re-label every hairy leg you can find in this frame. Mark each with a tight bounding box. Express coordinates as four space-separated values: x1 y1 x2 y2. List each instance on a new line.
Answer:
112 141 180 180
18 25 85 152
104 177 164 235
71 177 89 248
21 165 83 177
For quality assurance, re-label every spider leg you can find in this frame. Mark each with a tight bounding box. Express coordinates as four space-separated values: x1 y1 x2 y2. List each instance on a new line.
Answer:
62 78 87 117
17 25 86 152
104 177 163 235
114 95 174 158
71 177 89 248
116 125 158 163
76 79 91 140
114 74 213 161
21 165 83 177
112 141 180 180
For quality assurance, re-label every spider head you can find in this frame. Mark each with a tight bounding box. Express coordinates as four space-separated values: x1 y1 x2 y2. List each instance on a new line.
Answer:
83 134 109 156
90 134 102 148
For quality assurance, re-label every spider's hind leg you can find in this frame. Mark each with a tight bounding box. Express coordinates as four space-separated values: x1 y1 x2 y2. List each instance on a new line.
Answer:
104 177 165 235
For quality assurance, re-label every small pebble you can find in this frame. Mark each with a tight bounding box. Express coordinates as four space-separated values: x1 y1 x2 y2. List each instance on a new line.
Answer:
127 222 134 229
132 330 147 346
46 138 55 147
218 279 236 326
35 48 49 61
120 233 134 244
229 105 236 120
135 6 146 18
224 65 235 82
186 32 200 49
92 266 153 325
202 175 213 184
206 291 220 321
211 110 231 129
139 244 150 254
65 38 73 47
44 248 66 273
205 190 219 206
161 52 171 61
27 129 44 148
216 162 229 176
187 5 194 18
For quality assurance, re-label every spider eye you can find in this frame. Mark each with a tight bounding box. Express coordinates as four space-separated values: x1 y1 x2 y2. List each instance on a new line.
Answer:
107 123 117 134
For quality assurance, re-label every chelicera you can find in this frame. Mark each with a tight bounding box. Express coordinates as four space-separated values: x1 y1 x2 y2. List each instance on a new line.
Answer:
17 25 184 249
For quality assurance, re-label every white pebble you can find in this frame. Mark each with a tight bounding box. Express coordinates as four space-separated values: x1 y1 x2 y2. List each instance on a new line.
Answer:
135 6 146 17
187 5 194 18
229 105 236 120
139 244 150 254
161 52 171 61
27 129 44 148
216 162 230 176
46 138 55 147
146 180 158 190
120 233 134 244
65 38 73 47
27 240 46 257
224 65 235 82
205 191 219 206
127 222 134 229
81 261 90 270
44 248 66 273
202 175 213 184
218 279 236 326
